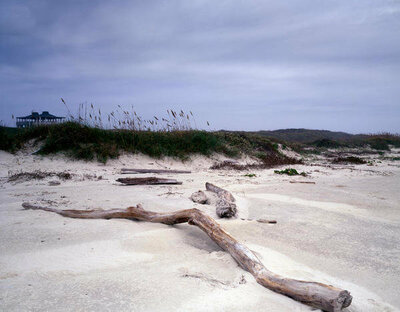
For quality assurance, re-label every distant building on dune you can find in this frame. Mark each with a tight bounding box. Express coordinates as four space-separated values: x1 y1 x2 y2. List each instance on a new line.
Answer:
16 111 65 128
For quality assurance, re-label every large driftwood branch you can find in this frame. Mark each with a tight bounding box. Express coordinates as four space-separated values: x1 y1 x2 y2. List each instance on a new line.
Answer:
121 168 191 174
22 202 352 311
116 177 182 185
205 182 237 218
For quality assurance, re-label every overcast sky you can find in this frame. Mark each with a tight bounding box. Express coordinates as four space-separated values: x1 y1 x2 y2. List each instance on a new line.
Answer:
1 0 399 133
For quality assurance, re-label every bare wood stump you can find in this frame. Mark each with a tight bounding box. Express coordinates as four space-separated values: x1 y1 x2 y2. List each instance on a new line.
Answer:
22 202 352 312
215 199 237 218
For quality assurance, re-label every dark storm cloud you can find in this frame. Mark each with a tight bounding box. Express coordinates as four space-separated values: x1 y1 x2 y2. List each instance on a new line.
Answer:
1 0 399 132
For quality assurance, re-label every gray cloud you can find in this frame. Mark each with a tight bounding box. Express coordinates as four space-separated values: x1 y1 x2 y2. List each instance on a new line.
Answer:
1 0 399 132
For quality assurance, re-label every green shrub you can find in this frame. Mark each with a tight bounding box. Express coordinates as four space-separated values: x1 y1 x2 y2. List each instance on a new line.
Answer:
274 168 306 176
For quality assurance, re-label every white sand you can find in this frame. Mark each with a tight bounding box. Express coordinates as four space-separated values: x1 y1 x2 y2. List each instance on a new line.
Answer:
0 150 399 311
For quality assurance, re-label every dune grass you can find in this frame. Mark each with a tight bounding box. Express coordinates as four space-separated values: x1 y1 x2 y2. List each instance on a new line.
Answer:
1 101 298 165
1 122 298 165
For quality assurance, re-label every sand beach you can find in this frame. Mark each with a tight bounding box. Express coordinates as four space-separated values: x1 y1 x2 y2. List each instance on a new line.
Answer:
0 149 399 311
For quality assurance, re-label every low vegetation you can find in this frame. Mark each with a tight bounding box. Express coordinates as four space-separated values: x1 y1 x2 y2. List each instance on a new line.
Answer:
274 168 307 176
8 170 72 183
332 156 366 165
1 122 300 165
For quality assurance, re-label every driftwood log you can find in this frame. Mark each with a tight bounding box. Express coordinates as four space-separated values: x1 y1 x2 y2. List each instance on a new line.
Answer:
22 202 352 311
121 168 191 174
205 182 237 218
205 182 235 202
116 177 182 185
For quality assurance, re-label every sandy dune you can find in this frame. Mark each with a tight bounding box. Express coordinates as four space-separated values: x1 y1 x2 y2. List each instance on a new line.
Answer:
0 150 399 311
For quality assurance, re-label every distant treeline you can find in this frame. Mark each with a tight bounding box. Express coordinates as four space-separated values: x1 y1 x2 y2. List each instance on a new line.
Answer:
253 128 400 151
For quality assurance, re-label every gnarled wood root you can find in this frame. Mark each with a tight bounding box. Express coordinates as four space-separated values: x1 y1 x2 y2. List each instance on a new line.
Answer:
22 202 352 312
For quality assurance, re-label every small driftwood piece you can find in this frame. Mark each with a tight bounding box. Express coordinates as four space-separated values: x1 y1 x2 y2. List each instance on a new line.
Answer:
205 182 236 218
190 190 209 204
256 219 277 224
241 218 277 224
117 177 182 185
22 202 352 312
121 168 191 174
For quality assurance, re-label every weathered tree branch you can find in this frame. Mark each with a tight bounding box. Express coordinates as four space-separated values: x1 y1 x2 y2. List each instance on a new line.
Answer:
22 202 352 312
